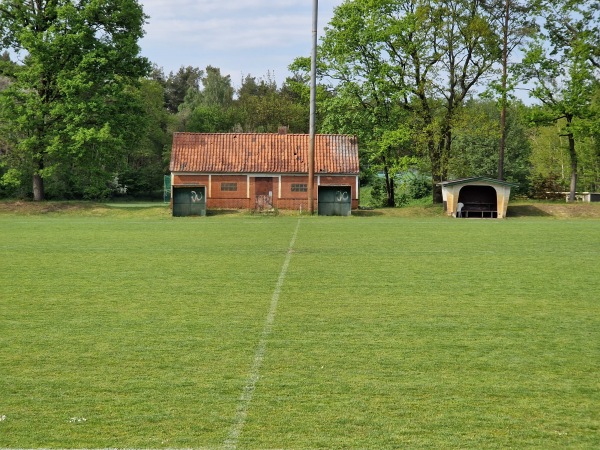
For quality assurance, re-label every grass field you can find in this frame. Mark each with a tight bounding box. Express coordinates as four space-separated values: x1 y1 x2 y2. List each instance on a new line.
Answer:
0 203 599 448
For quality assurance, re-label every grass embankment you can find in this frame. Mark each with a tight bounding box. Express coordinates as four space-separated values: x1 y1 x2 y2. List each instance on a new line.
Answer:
2 198 600 218
0 202 598 448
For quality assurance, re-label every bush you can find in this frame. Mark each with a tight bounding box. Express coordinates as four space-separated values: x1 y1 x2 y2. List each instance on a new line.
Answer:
528 173 565 200
369 178 389 207
402 173 432 200
367 172 433 207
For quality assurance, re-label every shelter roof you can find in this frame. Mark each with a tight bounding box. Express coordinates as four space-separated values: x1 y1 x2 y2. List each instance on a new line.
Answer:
437 176 518 188
170 132 359 174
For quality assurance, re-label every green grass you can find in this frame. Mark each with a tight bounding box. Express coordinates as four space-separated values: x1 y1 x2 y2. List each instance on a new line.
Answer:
0 207 599 448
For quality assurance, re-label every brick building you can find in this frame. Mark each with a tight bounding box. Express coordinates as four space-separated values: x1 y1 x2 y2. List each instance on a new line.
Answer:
169 132 359 215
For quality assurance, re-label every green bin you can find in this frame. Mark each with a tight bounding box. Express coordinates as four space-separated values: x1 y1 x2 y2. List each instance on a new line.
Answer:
173 187 206 217
318 186 351 216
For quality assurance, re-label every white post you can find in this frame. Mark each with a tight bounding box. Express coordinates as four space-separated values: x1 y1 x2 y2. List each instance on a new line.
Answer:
308 0 318 214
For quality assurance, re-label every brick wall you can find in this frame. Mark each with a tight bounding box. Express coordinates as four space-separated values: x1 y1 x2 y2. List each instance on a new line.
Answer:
210 175 247 199
173 174 209 185
173 173 359 210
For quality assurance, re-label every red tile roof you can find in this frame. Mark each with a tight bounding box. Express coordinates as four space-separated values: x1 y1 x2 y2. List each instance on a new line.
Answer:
170 132 359 174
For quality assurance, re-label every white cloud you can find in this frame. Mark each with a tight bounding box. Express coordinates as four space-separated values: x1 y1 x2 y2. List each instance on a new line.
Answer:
138 0 343 84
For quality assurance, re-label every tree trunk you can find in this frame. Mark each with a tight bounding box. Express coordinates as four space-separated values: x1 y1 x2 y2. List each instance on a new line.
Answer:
33 173 45 201
430 141 444 204
432 125 451 204
384 166 395 207
498 0 510 181
562 115 577 202
33 158 45 201
566 127 577 202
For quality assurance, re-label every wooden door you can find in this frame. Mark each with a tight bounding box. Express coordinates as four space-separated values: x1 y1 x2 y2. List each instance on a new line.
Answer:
255 177 273 210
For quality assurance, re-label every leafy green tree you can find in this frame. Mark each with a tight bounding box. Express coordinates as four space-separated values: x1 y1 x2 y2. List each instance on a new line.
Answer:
119 78 170 198
175 66 236 133
482 0 539 180
518 0 599 200
318 81 417 206
163 65 203 114
317 0 502 203
201 66 234 108
0 50 15 90
0 0 149 200
234 73 309 133
529 114 600 194
450 99 532 193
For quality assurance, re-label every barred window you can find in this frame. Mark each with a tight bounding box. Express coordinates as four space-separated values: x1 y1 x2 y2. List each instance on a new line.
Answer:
221 182 237 192
291 183 308 192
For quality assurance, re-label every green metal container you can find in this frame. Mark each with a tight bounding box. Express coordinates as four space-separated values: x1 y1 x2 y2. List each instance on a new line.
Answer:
172 187 206 217
318 186 351 216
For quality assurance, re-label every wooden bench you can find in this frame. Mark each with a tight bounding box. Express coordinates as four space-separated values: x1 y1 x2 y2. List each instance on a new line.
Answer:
461 202 497 218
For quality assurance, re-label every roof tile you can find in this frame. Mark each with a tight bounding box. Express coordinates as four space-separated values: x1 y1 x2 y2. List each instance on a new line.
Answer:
170 132 359 174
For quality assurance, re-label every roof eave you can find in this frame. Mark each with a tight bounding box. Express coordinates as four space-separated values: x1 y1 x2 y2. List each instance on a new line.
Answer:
437 176 518 188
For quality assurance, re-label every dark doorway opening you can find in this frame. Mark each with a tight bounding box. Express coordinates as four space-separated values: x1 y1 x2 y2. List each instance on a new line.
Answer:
458 185 497 218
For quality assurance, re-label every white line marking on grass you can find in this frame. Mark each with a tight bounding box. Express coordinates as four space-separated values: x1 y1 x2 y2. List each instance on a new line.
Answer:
223 219 301 450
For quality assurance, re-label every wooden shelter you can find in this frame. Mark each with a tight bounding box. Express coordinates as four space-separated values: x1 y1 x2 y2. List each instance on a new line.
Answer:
169 132 359 215
438 177 518 219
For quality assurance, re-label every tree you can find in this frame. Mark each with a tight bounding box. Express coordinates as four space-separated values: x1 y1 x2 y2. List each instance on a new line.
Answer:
176 66 236 133
482 0 539 180
201 66 234 108
0 0 149 200
317 0 501 203
528 89 600 195
163 65 203 114
234 73 309 133
119 78 171 198
450 99 532 193
518 0 599 201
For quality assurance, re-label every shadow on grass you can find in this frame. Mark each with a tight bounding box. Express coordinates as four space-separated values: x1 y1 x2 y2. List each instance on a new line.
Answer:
105 202 168 209
507 205 552 217
353 209 385 217
206 209 246 216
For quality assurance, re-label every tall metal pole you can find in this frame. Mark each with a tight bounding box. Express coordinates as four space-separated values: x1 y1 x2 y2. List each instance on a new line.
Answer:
498 0 510 181
308 0 318 214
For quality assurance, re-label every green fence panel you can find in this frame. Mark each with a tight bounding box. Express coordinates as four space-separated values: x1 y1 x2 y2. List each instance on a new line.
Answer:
164 175 171 203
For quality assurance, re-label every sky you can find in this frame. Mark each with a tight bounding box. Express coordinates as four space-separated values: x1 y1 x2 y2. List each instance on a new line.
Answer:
138 0 344 86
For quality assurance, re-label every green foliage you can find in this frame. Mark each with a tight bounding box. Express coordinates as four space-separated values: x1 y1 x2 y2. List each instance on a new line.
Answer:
0 0 150 200
233 73 309 133
368 177 390 207
528 116 600 194
368 172 432 207
516 0 600 198
185 105 235 133
401 171 432 199
450 100 532 194
163 65 203 113
528 172 565 199
317 0 509 203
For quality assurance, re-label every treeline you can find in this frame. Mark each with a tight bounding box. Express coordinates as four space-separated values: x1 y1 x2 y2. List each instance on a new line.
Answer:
1 0 599 203
0 53 311 200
